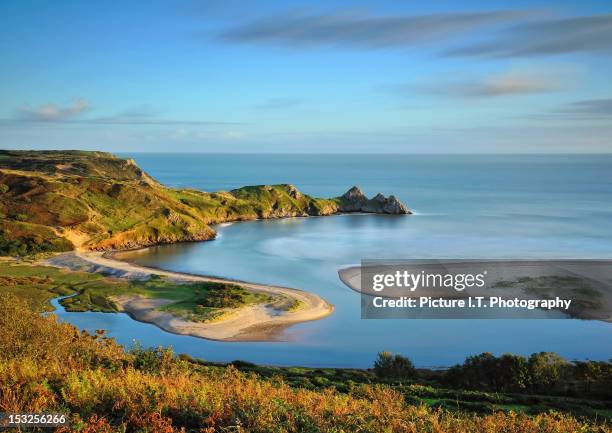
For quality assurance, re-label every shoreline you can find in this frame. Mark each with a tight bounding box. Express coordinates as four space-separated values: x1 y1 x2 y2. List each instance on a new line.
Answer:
43 251 334 342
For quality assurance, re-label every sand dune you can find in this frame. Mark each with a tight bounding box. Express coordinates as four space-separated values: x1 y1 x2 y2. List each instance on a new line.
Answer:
44 251 334 341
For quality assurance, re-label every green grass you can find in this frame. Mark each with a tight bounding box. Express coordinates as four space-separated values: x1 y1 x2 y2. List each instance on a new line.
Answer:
160 282 273 322
191 360 612 421
0 151 345 255
0 262 125 311
0 262 273 319
285 298 304 312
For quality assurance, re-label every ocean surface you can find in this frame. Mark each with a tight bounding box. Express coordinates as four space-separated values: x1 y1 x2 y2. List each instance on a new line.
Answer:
54 154 612 367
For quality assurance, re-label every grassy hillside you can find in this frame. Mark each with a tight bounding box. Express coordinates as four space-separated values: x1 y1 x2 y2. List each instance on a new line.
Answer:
0 150 349 255
1 293 609 433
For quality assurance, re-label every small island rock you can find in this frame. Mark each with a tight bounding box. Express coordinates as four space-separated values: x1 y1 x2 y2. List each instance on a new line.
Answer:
338 186 411 215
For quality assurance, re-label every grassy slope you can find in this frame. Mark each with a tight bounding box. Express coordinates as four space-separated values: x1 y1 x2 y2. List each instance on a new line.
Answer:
0 150 340 254
0 293 609 432
223 362 612 421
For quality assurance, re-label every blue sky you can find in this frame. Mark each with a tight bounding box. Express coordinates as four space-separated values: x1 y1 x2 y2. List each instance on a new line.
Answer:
1 0 611 153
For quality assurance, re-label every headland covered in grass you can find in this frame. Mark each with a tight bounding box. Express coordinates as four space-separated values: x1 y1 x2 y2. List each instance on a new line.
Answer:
0 149 413 340
1 293 610 432
0 150 410 254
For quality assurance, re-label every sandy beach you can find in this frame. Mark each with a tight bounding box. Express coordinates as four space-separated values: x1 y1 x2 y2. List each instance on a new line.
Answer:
44 251 334 342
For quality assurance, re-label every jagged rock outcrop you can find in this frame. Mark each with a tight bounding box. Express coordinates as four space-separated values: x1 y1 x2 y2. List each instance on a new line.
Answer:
338 186 411 215
285 184 302 200
339 186 368 212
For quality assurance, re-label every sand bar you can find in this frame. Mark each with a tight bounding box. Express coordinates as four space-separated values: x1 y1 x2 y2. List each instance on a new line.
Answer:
44 251 334 341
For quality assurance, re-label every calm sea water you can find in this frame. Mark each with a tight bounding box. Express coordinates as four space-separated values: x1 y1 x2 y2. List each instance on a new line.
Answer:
54 154 612 367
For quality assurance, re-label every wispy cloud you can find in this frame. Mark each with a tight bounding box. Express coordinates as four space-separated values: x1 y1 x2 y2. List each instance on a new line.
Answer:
17 99 90 121
218 10 533 49
85 116 240 126
413 70 565 98
519 98 612 122
445 14 612 57
555 98 612 118
5 102 243 126
217 8 612 59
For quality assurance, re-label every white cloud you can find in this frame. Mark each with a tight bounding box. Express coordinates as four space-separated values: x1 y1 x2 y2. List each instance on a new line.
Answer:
18 98 90 121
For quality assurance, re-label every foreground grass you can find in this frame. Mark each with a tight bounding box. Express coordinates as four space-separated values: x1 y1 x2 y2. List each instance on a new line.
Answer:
1 294 609 433
0 261 274 322
207 361 612 421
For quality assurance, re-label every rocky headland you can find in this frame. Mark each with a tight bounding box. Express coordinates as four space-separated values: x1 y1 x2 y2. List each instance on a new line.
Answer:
0 150 410 254
338 186 411 215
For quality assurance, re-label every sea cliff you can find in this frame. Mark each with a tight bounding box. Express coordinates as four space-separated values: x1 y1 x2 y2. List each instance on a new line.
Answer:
0 150 410 254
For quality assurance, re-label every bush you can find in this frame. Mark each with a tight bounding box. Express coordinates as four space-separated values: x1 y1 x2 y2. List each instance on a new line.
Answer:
528 352 569 392
373 351 418 380
129 343 175 374
441 351 612 398
455 352 530 392
0 293 124 368
0 227 73 256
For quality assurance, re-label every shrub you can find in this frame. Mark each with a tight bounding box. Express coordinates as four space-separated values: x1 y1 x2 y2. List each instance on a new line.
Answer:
528 352 569 392
373 351 418 380
129 343 175 374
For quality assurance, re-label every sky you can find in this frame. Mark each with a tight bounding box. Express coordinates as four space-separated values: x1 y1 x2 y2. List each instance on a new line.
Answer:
1 0 611 153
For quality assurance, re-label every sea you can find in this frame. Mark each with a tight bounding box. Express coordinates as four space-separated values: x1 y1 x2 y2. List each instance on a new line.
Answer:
52 154 612 368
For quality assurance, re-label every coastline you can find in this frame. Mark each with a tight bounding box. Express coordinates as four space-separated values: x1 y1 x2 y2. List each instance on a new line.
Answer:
44 251 334 342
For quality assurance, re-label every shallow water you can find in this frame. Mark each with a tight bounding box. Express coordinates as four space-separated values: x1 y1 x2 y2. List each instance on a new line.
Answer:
52 154 612 367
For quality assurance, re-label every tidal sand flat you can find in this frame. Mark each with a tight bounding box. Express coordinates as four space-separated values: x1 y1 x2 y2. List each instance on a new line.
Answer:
44 251 334 341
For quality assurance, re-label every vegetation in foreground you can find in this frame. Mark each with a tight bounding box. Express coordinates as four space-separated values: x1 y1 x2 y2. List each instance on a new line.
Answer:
0 262 276 322
219 351 612 422
1 294 610 433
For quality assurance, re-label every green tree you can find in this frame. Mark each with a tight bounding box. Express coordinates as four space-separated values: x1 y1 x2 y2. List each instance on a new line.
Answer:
461 352 498 389
528 352 568 392
497 353 529 391
443 352 529 392
573 360 612 396
373 351 417 380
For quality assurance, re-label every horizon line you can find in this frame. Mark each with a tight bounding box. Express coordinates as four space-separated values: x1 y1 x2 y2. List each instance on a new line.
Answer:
2 148 612 156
